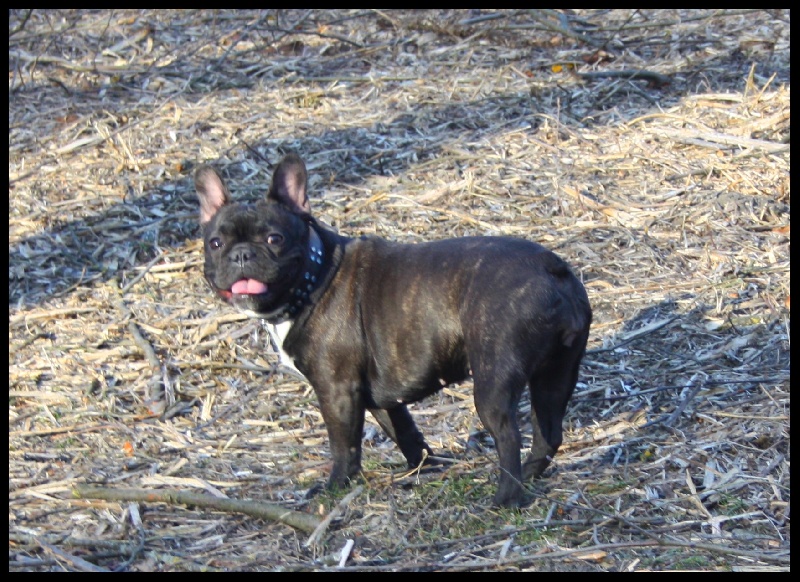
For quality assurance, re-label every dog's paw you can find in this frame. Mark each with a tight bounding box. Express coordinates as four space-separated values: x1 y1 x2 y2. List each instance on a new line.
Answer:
303 482 326 500
421 451 457 467
522 452 554 480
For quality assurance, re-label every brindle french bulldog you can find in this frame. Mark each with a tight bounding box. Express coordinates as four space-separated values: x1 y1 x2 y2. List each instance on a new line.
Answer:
195 154 591 506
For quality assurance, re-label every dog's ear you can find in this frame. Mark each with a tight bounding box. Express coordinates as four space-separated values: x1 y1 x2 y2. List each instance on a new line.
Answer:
195 166 231 225
268 154 310 214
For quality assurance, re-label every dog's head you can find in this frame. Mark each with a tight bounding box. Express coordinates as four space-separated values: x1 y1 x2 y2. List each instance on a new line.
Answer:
195 154 322 321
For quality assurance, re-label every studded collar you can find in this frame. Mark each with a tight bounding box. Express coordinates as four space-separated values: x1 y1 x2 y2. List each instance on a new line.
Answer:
264 226 325 324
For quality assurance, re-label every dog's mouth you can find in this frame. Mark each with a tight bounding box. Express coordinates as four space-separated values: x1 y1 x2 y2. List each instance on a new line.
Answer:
231 278 269 295
216 278 269 301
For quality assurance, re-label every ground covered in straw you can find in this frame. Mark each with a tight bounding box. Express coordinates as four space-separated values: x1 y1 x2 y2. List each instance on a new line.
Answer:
9 10 790 572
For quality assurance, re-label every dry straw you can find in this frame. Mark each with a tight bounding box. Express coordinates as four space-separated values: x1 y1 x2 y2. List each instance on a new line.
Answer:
10 9 789 571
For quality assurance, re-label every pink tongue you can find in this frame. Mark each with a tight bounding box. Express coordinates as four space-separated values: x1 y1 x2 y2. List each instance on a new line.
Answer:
231 279 268 295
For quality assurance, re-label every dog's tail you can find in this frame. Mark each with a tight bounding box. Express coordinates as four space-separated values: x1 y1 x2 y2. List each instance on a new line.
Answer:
543 252 592 348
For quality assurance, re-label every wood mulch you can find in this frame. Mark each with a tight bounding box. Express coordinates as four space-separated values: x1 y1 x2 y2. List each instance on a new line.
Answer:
10 10 789 571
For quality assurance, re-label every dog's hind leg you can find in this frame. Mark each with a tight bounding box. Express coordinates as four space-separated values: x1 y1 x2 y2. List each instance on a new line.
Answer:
369 405 432 468
523 346 583 480
472 363 528 507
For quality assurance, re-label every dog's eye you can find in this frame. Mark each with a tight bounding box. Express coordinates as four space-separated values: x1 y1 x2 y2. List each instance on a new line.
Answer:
209 237 223 250
267 233 284 245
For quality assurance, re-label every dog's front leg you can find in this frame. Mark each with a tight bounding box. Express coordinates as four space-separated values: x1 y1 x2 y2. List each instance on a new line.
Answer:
315 381 367 489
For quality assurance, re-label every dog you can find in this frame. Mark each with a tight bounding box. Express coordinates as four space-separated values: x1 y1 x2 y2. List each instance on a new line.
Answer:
195 154 591 507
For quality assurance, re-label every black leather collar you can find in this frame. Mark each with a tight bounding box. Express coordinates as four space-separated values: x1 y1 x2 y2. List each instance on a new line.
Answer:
265 226 325 324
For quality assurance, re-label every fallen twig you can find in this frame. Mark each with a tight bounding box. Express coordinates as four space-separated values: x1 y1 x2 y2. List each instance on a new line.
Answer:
37 539 110 572
305 485 364 547
527 9 606 47
110 284 164 406
662 372 704 426
576 68 671 88
652 127 787 153
586 316 678 355
73 485 322 534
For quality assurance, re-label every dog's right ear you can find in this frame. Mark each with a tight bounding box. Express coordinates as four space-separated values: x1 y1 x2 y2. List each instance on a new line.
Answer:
268 154 310 215
195 166 231 225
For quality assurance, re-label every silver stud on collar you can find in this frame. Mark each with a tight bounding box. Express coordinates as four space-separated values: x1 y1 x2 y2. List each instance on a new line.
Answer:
267 227 325 324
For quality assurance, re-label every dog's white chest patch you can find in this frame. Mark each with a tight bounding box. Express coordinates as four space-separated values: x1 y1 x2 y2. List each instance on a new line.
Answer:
267 321 305 378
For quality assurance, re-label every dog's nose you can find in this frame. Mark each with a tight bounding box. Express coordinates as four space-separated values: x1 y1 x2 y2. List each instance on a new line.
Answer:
230 245 255 267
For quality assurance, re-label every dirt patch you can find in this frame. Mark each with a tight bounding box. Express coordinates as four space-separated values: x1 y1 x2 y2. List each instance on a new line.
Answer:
10 10 789 571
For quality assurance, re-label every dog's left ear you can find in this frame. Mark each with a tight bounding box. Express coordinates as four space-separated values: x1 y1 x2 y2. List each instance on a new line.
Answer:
268 154 310 214
195 166 231 225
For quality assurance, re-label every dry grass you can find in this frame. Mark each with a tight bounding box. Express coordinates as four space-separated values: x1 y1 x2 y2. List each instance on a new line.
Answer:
9 10 789 571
